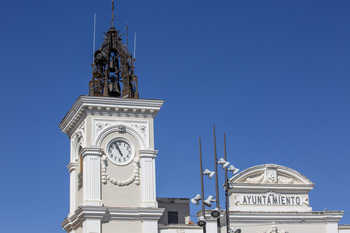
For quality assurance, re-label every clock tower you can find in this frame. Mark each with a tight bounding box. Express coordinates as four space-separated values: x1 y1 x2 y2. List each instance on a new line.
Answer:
59 9 164 233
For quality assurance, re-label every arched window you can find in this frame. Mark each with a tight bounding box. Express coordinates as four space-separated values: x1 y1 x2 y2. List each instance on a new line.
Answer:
78 146 83 190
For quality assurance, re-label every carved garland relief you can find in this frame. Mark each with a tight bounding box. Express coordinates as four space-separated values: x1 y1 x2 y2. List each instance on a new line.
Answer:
101 155 141 186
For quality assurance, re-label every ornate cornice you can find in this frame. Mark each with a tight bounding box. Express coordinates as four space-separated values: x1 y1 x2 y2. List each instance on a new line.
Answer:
62 206 164 231
59 96 164 136
227 210 344 223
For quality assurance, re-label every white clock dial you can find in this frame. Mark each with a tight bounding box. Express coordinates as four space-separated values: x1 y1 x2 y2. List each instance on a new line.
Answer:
107 139 134 165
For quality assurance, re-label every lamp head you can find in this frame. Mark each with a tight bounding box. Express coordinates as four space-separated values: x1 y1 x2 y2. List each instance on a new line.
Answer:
203 195 216 207
191 194 202 205
217 158 230 168
197 216 206 227
229 227 241 233
203 169 215 179
210 208 220 218
227 165 240 175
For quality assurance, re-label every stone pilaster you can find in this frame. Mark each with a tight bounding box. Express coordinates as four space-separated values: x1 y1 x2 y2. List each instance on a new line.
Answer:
81 147 102 206
139 150 158 208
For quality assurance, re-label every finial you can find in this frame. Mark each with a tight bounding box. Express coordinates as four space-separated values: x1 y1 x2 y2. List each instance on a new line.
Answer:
111 0 115 27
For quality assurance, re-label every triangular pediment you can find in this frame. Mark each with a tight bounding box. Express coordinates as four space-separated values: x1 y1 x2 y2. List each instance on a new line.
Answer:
230 164 314 185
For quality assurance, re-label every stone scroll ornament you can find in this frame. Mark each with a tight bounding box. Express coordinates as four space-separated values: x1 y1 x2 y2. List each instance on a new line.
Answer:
101 155 140 186
261 223 288 233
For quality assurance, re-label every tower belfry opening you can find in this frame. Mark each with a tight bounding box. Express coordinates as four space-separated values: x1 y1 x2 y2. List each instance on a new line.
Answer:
89 4 139 99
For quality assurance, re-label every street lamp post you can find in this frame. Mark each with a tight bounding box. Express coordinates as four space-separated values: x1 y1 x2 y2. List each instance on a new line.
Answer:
194 128 241 233
213 126 221 233
199 138 206 233
192 138 216 229
216 134 240 233
224 134 230 233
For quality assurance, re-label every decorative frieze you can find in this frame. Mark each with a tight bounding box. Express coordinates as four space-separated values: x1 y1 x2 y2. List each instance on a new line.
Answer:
93 120 149 147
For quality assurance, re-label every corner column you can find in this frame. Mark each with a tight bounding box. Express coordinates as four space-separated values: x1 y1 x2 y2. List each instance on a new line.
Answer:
68 162 78 215
139 150 158 208
81 147 102 206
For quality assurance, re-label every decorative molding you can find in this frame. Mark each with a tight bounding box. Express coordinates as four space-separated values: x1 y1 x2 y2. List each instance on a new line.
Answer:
139 150 158 158
101 155 141 186
94 120 149 148
132 124 146 138
67 162 78 172
81 147 103 158
228 211 344 223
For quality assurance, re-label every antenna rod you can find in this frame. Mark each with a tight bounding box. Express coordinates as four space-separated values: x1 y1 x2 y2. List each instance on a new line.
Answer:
93 13 96 63
126 20 129 49
134 32 137 59
111 0 114 27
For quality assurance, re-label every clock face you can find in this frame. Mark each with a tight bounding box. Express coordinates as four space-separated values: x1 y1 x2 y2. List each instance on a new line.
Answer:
107 139 134 165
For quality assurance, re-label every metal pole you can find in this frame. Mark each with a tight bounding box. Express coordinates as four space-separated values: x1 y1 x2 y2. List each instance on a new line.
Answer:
224 134 230 233
213 126 221 233
199 138 206 233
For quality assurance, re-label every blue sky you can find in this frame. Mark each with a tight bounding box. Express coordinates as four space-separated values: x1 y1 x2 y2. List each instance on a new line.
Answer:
1 0 350 232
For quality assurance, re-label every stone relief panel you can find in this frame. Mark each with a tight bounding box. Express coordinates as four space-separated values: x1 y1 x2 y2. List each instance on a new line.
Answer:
245 166 295 184
265 167 277 183
96 122 111 135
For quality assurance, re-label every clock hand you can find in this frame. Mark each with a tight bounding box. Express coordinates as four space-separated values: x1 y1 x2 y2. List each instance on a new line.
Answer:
115 144 123 157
